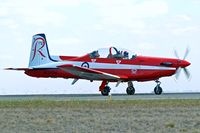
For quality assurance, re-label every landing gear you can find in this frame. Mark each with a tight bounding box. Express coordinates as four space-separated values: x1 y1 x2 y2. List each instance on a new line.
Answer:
154 80 162 95
126 81 135 95
126 86 135 95
101 86 111 96
99 80 111 96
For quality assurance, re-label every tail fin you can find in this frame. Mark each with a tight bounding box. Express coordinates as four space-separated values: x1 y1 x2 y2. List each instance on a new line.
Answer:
29 34 56 67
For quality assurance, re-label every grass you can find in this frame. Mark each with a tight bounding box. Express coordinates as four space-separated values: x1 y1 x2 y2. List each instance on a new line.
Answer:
0 99 199 108
0 99 199 132
165 122 175 128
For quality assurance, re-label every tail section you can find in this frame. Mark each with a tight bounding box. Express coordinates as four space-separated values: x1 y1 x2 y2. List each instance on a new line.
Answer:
29 34 56 67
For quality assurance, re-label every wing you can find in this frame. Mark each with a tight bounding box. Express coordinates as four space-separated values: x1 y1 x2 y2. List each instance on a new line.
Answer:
58 64 127 80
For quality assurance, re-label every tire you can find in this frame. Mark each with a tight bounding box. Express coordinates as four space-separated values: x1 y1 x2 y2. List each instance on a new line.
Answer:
126 86 135 95
154 86 162 95
101 86 110 96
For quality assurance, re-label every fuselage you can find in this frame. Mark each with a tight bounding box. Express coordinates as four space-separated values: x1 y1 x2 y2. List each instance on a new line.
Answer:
25 54 189 82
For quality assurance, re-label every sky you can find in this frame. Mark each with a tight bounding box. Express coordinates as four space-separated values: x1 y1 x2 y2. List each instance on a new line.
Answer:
0 0 200 95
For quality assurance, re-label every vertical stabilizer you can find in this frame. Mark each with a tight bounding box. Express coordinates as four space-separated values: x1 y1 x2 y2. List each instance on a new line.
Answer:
29 34 55 67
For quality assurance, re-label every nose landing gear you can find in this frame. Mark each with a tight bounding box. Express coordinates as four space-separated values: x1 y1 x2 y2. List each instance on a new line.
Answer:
154 80 162 95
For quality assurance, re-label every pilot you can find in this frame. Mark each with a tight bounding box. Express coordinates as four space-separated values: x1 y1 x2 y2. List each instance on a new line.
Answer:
123 51 129 59
90 51 100 58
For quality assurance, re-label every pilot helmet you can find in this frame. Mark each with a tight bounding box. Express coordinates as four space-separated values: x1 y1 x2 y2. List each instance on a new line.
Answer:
124 51 129 57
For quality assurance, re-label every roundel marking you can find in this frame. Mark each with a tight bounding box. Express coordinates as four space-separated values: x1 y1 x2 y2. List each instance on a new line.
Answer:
81 62 89 68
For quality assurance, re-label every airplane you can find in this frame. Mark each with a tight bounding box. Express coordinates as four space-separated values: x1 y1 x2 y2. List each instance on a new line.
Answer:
6 33 191 96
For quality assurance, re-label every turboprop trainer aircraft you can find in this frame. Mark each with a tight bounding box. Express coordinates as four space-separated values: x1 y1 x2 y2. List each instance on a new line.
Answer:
6 33 191 96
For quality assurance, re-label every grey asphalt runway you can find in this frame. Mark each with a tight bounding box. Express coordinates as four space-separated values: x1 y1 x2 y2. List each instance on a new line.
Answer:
0 93 199 101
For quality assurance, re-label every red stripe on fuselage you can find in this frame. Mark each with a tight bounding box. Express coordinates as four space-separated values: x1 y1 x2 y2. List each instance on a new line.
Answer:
59 56 78 60
25 69 78 79
25 68 176 81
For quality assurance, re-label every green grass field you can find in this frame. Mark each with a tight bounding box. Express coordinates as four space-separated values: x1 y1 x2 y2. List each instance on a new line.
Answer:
0 99 199 133
0 99 199 107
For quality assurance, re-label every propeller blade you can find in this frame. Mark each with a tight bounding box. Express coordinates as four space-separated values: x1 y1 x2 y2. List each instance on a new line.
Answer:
174 47 191 81
174 50 179 59
183 68 191 79
175 67 182 79
183 47 190 60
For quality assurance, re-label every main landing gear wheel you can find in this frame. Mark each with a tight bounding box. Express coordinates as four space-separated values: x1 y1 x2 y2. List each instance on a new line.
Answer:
101 86 111 96
126 81 135 95
154 80 162 95
126 86 135 95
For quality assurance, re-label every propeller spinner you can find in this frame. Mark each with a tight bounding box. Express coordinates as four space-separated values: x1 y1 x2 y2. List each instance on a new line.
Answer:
174 47 191 80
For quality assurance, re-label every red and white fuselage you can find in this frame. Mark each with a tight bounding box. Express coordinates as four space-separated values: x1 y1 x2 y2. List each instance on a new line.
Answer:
25 55 184 81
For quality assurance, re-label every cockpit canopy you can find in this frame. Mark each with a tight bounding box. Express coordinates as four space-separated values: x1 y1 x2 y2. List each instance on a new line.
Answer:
89 47 137 59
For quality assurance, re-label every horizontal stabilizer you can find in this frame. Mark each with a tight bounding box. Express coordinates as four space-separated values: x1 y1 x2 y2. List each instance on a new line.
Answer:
5 68 30 71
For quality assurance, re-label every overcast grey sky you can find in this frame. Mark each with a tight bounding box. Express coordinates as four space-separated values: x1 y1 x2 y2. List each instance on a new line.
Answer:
0 0 199 95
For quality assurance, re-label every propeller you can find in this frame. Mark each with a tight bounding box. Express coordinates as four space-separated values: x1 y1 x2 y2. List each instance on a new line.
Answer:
174 47 191 80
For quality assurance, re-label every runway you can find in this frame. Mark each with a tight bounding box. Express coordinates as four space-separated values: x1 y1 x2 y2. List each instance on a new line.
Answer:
0 93 199 101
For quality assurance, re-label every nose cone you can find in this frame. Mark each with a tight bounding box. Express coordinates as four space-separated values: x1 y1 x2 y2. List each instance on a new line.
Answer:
180 60 191 68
